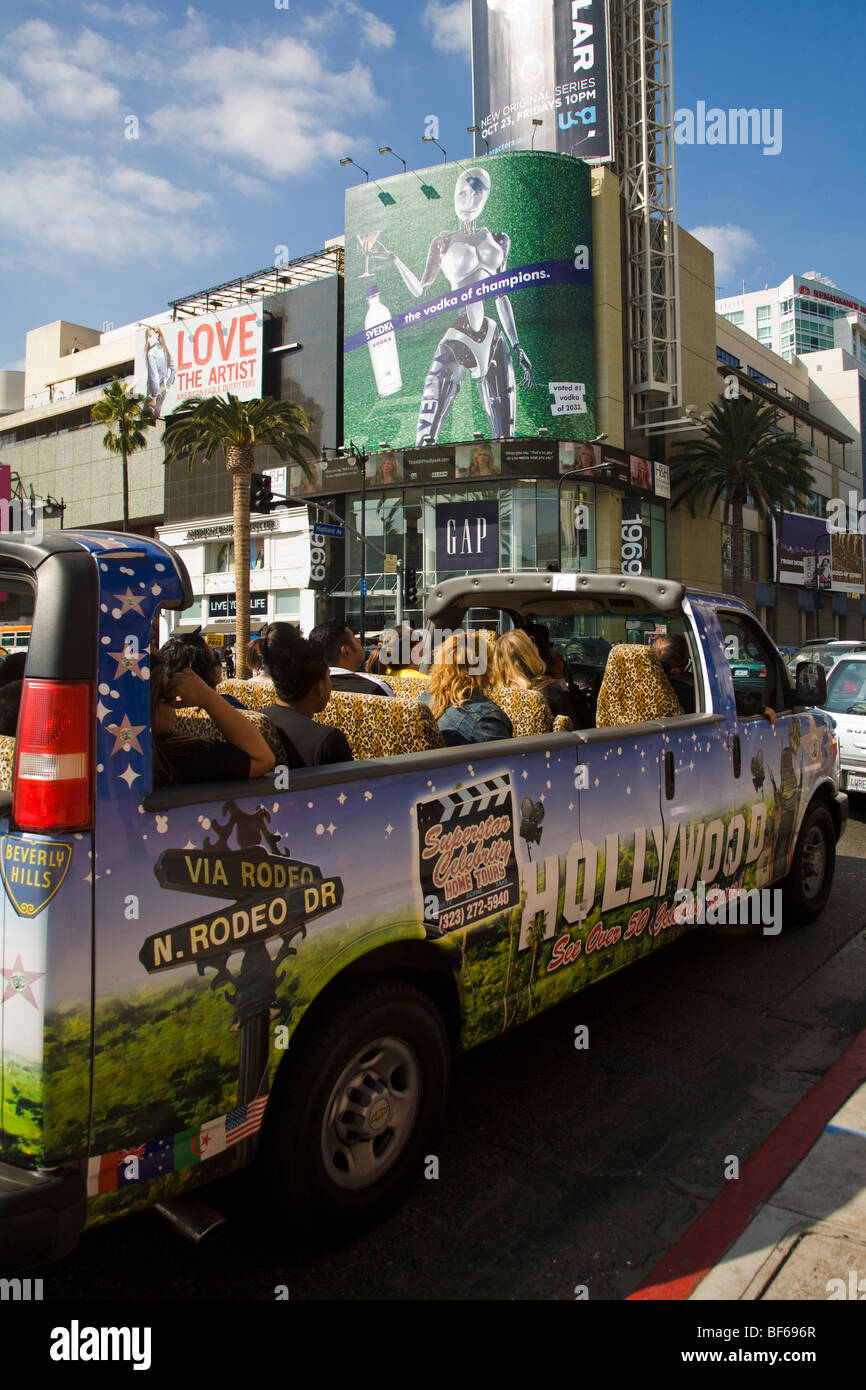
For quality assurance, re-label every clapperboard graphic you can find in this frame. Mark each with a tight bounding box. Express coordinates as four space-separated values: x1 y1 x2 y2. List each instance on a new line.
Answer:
415 774 520 935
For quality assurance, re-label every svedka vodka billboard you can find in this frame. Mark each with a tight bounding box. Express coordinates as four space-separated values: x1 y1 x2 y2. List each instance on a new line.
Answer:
343 151 595 452
471 0 613 162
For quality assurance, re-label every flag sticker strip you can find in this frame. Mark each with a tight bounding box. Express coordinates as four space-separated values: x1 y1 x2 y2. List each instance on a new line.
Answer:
86 1094 269 1196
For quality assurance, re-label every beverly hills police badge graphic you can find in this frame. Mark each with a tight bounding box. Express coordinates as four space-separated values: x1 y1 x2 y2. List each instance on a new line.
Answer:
0 836 72 917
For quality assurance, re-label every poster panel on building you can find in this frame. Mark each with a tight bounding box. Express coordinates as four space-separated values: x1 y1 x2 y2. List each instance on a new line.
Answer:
343 151 595 453
774 512 863 593
135 303 264 420
435 500 500 571
470 0 613 163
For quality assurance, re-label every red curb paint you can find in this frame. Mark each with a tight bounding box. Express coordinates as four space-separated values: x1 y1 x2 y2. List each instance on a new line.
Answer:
628 1026 866 1301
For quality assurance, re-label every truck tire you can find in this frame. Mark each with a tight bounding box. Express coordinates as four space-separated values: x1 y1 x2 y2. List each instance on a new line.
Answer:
781 801 836 927
261 981 450 1235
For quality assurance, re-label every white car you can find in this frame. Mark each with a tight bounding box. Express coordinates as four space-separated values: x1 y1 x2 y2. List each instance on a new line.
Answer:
824 652 866 792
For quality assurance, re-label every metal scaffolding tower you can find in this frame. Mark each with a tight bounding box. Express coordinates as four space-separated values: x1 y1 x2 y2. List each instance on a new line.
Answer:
613 0 681 433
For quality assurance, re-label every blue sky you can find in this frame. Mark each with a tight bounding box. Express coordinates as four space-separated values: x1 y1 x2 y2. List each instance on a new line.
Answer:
1 0 864 369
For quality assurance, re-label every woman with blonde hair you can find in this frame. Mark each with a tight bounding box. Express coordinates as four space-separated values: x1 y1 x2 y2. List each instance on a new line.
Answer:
420 631 512 745
494 629 582 725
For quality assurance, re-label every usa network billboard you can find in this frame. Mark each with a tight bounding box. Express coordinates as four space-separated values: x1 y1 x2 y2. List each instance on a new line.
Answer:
134 303 264 420
343 151 595 452
471 0 613 163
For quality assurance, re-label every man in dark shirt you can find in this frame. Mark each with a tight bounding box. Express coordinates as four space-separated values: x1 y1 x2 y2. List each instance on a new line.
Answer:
309 620 394 697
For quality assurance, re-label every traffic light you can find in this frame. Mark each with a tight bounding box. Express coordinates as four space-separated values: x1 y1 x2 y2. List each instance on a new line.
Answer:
405 567 418 606
249 472 272 514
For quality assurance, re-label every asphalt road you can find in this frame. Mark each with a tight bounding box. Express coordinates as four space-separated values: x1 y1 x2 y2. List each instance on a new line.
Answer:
38 800 866 1302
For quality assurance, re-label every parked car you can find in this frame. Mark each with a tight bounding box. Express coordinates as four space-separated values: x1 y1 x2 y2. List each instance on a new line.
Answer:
0 538 846 1270
789 640 866 676
823 652 866 793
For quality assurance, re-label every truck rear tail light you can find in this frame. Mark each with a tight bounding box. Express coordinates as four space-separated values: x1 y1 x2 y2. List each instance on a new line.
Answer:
13 679 94 831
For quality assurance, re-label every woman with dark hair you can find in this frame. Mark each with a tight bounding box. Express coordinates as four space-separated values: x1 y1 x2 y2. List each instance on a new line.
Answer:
259 623 353 768
150 660 275 787
245 638 271 684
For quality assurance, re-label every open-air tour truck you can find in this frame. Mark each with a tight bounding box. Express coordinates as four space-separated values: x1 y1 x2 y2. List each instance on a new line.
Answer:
0 532 846 1270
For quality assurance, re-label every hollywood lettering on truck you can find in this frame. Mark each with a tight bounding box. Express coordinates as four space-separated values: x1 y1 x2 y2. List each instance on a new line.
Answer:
416 776 520 935
140 848 344 973
0 836 72 917
519 801 769 959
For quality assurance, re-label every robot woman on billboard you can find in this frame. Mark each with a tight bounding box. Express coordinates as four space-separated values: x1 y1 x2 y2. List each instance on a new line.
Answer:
370 167 536 444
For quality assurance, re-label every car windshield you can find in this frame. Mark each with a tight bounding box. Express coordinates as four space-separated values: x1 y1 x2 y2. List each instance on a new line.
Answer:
825 659 866 713
524 610 688 668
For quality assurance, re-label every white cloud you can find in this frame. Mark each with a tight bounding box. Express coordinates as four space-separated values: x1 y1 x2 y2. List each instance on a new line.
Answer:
689 224 759 281
421 0 470 54
82 2 166 25
217 164 270 199
0 156 223 264
0 74 35 125
149 38 383 177
6 20 123 122
304 2 395 48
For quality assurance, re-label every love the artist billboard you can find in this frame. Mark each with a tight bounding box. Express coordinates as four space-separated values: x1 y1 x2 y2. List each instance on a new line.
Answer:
135 303 264 420
343 151 595 452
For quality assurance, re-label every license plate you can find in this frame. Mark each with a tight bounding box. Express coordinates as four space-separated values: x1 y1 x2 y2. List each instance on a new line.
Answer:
846 773 866 791
733 668 749 679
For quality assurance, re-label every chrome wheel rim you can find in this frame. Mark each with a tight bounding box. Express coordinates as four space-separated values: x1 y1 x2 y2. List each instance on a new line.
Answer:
321 1036 420 1190
801 825 827 901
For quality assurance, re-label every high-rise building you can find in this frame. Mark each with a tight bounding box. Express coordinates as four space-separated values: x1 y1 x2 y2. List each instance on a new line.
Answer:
717 274 866 364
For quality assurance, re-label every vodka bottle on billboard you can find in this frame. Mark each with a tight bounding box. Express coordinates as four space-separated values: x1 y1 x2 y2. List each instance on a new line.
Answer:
365 286 402 398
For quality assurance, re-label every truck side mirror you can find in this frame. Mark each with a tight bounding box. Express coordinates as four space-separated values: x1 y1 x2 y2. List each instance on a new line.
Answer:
795 660 827 707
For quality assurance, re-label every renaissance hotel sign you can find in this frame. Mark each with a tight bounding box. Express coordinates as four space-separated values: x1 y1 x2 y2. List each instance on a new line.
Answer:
343 151 595 452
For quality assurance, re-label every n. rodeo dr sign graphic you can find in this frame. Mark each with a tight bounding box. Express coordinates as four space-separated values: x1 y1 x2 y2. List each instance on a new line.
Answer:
140 847 344 973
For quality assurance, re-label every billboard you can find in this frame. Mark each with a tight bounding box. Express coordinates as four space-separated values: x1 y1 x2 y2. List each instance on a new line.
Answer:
435 500 500 571
135 303 264 420
774 512 864 593
344 152 595 452
470 0 613 163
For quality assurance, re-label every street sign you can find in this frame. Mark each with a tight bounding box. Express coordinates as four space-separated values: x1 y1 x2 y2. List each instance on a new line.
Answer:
360 578 368 596
312 523 345 539
384 553 398 574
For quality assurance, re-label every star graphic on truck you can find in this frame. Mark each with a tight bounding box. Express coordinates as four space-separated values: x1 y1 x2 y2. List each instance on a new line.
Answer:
114 587 146 616
106 715 146 755
108 648 146 679
1 954 46 1008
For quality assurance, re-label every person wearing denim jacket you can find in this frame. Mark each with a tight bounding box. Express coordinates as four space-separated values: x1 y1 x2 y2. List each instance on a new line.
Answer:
420 630 512 747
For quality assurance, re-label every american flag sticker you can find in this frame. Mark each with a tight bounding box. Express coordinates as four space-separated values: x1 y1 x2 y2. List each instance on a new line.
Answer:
225 1094 268 1147
415 773 519 936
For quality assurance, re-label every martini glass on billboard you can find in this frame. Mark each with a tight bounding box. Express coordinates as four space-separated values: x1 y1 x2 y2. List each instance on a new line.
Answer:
357 232 381 278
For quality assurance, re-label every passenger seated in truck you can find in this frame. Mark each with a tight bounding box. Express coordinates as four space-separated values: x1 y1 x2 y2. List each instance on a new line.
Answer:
651 634 696 713
150 661 275 786
259 623 354 768
420 632 513 746
159 634 245 707
493 630 585 726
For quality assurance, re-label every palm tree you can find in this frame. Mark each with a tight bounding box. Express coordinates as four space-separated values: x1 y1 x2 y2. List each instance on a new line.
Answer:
91 380 155 530
669 396 815 595
162 394 317 672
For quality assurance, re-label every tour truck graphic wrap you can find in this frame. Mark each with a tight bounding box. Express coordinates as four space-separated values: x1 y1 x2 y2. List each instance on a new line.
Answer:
343 152 595 451
0 533 842 1234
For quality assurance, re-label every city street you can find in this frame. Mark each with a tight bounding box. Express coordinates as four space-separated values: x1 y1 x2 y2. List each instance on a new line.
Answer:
38 798 866 1302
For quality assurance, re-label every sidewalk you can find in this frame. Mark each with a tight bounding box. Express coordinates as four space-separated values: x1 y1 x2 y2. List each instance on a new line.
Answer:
628 1026 866 1301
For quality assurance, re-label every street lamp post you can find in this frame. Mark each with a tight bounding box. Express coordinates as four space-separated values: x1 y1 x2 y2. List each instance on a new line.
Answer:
348 442 368 641
555 446 611 572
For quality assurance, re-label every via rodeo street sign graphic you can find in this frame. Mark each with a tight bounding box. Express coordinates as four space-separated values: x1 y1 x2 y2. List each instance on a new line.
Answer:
139 846 344 975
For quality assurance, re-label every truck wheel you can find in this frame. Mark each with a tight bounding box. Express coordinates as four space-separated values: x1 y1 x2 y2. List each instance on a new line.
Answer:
781 802 836 926
261 981 450 1234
